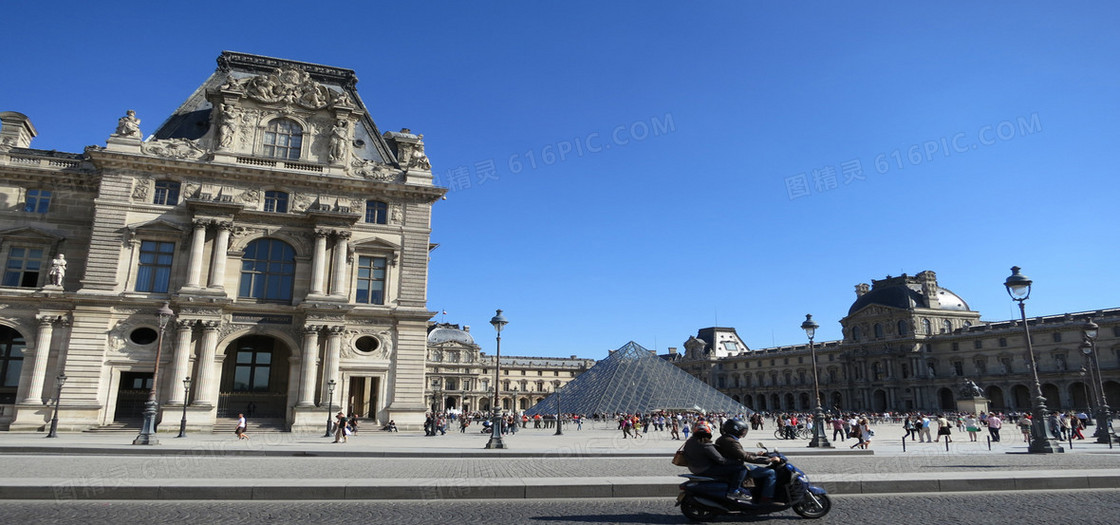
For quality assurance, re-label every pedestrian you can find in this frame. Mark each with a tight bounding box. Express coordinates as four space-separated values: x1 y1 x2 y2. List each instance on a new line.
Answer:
333 411 348 443
964 413 981 442
987 412 1003 442
935 414 953 444
919 415 933 443
902 415 914 441
235 413 249 440
832 416 846 442
670 417 681 440
682 421 691 440
1018 415 1032 442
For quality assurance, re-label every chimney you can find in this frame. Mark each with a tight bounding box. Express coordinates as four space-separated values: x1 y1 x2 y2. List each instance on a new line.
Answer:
463 325 470 332
668 347 678 355
917 270 939 308
0 112 37 149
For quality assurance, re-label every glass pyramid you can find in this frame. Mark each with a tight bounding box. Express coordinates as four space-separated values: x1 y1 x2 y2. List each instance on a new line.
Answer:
524 341 751 416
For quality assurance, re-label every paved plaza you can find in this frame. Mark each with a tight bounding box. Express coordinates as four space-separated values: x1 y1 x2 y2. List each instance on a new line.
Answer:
1 418 1118 500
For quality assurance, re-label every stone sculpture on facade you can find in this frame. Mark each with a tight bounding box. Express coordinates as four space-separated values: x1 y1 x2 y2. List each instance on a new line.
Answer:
410 135 432 170
114 110 141 138
47 254 66 286
329 120 349 163
220 68 351 110
217 103 240 150
959 377 984 399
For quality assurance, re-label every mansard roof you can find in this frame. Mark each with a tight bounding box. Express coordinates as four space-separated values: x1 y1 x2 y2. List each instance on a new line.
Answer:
151 51 394 166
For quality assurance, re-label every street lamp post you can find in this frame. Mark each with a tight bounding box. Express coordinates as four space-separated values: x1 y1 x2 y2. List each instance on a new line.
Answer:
133 302 175 445
1003 267 1061 453
802 314 831 448
177 377 191 438
486 309 508 449
45 373 67 438
323 379 336 438
1083 319 1112 445
554 389 563 436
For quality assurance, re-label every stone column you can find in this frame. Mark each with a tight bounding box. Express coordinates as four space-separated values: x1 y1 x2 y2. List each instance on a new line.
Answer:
322 326 344 402
20 315 57 404
297 326 321 407
207 221 232 289
330 232 351 297
166 319 195 405
192 321 221 406
309 229 329 295
184 219 209 288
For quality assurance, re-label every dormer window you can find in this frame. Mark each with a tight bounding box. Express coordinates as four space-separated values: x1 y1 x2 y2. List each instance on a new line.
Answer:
263 119 303 160
365 200 388 224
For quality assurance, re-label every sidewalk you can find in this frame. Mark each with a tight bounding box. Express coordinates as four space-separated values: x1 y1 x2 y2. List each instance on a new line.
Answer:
1 421 1117 500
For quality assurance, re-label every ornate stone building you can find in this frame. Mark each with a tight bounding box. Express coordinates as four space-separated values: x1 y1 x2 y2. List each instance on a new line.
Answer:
0 52 445 432
425 323 594 414
671 271 1120 414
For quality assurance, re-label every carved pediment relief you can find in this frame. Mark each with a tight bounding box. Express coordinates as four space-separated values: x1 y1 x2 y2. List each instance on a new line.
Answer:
220 68 353 110
141 138 207 160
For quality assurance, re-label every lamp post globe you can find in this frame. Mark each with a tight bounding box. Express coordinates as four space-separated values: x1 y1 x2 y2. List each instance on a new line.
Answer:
46 373 67 438
1083 318 1112 445
133 302 175 446
486 309 508 449
1003 267 1061 453
801 314 831 448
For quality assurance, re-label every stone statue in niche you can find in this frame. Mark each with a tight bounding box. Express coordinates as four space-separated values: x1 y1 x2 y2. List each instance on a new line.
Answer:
217 103 240 150
114 110 142 138
329 120 349 163
48 254 66 286
409 135 432 170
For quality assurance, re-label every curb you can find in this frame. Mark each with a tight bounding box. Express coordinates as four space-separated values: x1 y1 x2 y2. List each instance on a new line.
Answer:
7 471 1120 501
0 446 873 458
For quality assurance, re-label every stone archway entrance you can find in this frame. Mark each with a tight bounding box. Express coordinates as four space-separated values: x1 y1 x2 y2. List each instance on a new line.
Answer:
218 335 292 419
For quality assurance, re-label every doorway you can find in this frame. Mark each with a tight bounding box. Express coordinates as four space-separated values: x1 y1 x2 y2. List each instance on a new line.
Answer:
348 376 380 419
114 372 153 422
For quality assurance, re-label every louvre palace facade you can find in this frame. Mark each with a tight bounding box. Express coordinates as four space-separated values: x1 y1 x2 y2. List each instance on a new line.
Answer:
670 271 1120 415
0 52 446 432
424 323 594 414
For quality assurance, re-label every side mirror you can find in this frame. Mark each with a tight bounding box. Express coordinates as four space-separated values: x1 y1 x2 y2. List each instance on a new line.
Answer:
757 442 766 450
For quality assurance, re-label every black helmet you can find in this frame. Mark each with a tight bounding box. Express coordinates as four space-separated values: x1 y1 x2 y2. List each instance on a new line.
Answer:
720 418 748 436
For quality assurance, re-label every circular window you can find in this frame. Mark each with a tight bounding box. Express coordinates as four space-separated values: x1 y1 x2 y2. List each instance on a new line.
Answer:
130 328 159 345
355 336 381 353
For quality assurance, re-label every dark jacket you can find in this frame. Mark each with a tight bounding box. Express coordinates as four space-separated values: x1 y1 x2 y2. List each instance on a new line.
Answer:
682 435 730 474
715 435 769 465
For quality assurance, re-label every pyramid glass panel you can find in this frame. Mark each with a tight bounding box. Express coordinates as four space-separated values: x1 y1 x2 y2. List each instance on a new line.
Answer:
525 341 750 416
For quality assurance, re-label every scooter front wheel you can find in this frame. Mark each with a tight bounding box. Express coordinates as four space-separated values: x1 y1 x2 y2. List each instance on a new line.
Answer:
791 492 831 519
680 496 721 522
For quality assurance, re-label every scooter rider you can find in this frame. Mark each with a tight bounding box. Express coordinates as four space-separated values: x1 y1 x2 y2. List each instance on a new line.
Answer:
715 418 780 504
681 420 751 500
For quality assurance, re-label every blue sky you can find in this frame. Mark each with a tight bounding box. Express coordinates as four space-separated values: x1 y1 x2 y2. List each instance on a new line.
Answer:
4 2 1118 358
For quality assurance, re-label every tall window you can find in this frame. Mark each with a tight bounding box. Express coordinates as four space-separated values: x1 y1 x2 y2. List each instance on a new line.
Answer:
264 191 288 213
921 318 932 334
239 239 295 301
2 247 44 287
365 200 388 224
0 326 25 404
897 320 908 336
355 256 387 304
233 344 272 392
135 240 174 293
24 189 51 213
874 323 884 339
263 119 303 160
153 180 181 205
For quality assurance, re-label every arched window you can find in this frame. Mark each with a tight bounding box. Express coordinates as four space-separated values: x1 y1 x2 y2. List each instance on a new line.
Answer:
0 326 26 404
365 200 388 224
264 191 288 213
238 239 295 301
232 337 273 392
153 180 180 205
897 320 908 336
874 323 884 339
922 318 932 334
942 320 952 333
263 119 303 160
852 326 862 342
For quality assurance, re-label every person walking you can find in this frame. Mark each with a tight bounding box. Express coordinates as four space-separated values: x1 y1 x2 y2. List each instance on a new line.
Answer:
333 411 348 443
1018 415 1032 442
670 417 681 440
935 414 953 443
987 413 1003 442
964 413 981 442
235 413 249 440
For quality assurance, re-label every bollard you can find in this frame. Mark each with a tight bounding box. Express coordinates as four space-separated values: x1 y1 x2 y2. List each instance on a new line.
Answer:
902 436 906 453
944 438 949 452
986 436 991 451
1068 434 1074 450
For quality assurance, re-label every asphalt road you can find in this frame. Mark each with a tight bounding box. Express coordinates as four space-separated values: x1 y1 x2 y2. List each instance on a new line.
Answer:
2 489 1117 524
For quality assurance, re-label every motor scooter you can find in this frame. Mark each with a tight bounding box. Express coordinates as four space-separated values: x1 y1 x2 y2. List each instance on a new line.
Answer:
676 443 831 521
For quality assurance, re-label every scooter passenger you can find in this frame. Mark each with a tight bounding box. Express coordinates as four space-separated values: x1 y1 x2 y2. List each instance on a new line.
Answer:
715 418 780 504
681 421 751 500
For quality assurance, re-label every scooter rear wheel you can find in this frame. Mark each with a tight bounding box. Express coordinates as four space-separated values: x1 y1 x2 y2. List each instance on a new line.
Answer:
791 492 831 519
680 496 721 522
